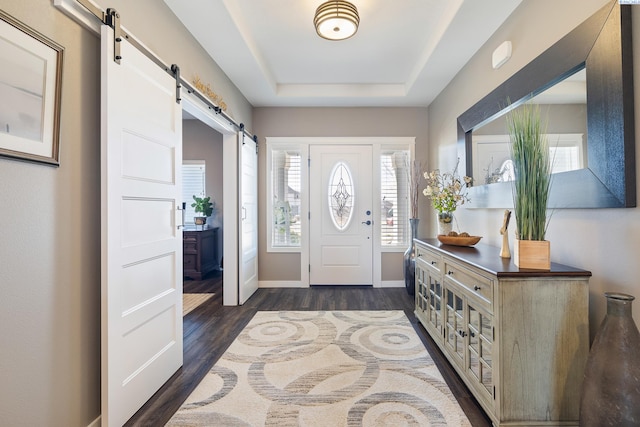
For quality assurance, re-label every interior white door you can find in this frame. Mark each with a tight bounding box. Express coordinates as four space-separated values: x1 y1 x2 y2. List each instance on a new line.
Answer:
239 132 258 304
101 26 183 427
310 145 373 285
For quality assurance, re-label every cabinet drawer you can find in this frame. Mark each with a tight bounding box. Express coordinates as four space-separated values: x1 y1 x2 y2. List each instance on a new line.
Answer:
444 261 493 310
183 254 196 268
183 241 197 253
416 245 442 274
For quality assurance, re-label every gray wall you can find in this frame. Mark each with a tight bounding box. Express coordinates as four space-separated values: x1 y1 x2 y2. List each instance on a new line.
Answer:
0 2 101 426
0 0 252 426
253 107 429 281
476 104 587 136
428 0 640 333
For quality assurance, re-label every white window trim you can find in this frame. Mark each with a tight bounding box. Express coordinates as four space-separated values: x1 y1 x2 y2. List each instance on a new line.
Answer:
266 137 415 288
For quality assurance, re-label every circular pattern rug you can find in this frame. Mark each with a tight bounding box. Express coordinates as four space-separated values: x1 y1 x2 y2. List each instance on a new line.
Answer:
167 310 471 426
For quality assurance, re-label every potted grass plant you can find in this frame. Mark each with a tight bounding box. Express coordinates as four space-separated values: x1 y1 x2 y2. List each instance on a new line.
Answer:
506 102 552 269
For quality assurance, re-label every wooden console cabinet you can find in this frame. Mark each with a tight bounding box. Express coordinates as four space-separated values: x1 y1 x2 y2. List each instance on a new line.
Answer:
414 238 591 426
183 227 219 280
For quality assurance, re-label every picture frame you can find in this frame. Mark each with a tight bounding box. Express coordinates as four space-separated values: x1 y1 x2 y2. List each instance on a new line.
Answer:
0 11 63 166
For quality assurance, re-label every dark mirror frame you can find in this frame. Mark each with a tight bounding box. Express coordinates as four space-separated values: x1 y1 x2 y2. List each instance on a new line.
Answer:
457 2 635 208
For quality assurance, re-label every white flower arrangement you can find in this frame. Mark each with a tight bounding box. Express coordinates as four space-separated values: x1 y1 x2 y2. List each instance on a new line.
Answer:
422 159 472 214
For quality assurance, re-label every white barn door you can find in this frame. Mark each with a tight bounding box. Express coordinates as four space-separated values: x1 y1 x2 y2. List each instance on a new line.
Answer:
101 25 183 427
239 132 258 304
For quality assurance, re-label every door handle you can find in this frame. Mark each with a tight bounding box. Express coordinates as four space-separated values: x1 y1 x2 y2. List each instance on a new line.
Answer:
176 202 186 229
361 220 371 225
241 206 247 220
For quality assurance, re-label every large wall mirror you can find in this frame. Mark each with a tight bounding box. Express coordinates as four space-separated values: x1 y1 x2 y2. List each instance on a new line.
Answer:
457 1 635 208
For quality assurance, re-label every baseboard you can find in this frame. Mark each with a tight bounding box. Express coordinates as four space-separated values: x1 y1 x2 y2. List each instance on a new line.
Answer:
87 416 101 427
259 280 308 288
378 280 405 288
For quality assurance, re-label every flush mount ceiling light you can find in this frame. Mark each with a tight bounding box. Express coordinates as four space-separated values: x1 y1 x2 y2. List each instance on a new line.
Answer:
314 1 360 41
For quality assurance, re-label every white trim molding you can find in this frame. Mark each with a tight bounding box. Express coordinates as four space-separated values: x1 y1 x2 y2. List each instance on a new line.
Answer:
259 280 308 288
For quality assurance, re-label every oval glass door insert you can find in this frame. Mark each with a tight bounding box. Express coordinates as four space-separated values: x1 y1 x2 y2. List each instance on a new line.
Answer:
328 161 354 230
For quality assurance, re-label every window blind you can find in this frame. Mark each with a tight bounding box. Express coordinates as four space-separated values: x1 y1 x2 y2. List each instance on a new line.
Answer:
550 146 580 173
182 161 206 225
380 150 410 247
271 150 302 247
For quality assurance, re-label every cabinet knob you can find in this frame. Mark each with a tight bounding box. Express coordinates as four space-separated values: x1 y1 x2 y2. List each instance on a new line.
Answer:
473 285 481 291
458 330 468 337
448 270 454 275
417 253 422 257
431 261 436 265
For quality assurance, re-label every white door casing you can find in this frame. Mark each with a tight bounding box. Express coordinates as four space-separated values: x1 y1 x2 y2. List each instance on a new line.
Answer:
101 25 183 427
310 145 373 285
239 133 259 304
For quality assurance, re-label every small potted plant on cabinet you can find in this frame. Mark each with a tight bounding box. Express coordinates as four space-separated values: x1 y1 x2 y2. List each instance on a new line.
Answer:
191 195 215 226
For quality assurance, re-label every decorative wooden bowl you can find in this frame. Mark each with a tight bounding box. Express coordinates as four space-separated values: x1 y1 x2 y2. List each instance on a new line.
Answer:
437 234 482 247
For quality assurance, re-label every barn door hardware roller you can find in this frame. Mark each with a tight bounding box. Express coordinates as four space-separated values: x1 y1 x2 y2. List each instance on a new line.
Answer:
105 8 122 64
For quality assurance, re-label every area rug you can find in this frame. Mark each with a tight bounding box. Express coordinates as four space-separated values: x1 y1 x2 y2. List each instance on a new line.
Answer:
166 310 471 426
183 293 214 317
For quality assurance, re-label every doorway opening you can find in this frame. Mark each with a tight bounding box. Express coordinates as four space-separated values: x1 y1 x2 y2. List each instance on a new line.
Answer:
181 112 224 315
264 137 415 288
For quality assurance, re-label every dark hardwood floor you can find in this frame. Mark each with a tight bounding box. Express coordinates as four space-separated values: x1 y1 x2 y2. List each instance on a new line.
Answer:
125 272 491 426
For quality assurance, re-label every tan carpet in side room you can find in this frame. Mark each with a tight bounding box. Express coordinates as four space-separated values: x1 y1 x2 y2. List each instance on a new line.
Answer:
182 293 214 317
167 310 470 426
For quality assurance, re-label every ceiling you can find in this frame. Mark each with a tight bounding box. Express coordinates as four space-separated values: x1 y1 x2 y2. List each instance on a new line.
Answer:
163 0 523 108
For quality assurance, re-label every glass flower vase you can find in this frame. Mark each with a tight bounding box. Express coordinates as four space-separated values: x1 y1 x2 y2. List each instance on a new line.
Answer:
403 218 419 296
580 292 640 426
438 212 453 235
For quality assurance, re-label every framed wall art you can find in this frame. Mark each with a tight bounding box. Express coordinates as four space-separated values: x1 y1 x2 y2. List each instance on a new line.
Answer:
0 11 63 166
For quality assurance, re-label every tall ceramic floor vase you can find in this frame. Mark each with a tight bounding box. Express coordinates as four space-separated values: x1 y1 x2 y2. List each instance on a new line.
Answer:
580 292 640 426
403 218 419 296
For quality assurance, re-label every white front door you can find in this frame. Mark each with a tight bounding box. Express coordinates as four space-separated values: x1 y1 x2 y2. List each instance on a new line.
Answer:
101 26 183 427
239 133 258 303
309 145 373 285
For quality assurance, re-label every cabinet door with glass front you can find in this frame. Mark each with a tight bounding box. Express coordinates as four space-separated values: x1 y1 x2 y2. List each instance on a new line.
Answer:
417 245 444 340
415 260 428 321
416 259 443 342
467 299 494 407
426 267 443 339
443 285 466 368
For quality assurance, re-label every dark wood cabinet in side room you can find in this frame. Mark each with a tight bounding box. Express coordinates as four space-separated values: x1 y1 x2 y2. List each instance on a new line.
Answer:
183 227 219 280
